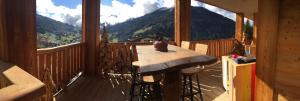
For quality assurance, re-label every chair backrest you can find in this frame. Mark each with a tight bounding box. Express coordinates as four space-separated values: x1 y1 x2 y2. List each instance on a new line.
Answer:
181 41 190 50
130 45 138 76
195 43 208 55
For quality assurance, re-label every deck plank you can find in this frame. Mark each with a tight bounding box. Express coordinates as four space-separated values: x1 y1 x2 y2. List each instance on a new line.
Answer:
56 63 229 101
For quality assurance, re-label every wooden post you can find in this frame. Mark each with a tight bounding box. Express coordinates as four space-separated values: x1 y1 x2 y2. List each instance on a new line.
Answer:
175 0 191 46
82 0 100 75
252 13 257 45
0 0 37 76
255 0 279 100
0 0 8 60
235 13 244 42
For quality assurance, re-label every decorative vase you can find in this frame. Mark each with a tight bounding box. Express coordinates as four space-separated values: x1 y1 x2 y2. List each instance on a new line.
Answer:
154 40 168 52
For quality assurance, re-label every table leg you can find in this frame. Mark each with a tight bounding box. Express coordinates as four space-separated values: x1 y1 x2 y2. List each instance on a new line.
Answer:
163 70 181 101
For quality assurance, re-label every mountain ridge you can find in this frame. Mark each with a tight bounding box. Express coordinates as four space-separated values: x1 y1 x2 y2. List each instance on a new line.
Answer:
107 7 235 42
36 14 81 35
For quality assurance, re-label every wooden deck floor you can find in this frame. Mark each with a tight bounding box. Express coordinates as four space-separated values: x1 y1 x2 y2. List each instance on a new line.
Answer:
56 63 230 101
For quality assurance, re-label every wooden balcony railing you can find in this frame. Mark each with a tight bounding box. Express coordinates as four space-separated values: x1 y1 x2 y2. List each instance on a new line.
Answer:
37 42 85 92
189 38 235 57
0 61 46 100
99 42 153 75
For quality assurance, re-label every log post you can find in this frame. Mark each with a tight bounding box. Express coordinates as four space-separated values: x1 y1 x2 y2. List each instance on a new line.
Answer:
255 0 279 100
253 13 258 45
82 0 100 75
175 0 191 46
0 0 37 76
235 13 244 42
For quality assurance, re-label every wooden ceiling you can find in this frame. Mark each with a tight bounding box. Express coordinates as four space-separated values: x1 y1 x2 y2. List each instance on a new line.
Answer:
197 0 258 20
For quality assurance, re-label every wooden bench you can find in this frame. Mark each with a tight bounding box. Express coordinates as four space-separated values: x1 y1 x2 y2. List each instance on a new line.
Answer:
0 61 46 100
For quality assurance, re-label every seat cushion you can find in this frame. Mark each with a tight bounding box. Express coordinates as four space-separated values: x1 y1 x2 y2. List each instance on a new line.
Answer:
181 66 204 75
142 74 162 83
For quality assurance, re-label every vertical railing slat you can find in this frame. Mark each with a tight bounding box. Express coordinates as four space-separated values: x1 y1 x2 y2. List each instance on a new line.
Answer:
38 54 45 80
57 51 62 88
52 52 58 88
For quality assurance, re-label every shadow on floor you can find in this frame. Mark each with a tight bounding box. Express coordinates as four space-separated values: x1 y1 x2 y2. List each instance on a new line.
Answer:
56 63 227 101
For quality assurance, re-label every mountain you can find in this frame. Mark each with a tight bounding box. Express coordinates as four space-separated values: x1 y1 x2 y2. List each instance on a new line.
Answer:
36 14 81 35
107 7 235 42
36 14 82 48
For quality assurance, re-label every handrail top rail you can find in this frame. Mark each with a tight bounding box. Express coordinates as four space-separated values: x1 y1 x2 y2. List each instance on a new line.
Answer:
108 42 153 45
108 38 235 44
189 38 235 42
0 61 46 100
37 42 84 54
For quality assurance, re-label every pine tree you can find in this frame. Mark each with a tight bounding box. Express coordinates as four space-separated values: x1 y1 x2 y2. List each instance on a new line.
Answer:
99 25 112 77
243 20 253 45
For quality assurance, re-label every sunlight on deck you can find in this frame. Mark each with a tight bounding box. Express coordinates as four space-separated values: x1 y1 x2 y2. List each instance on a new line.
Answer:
56 63 229 101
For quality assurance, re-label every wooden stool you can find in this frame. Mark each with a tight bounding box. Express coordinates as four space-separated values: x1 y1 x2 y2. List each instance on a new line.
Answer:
129 45 163 101
181 67 204 101
140 75 163 101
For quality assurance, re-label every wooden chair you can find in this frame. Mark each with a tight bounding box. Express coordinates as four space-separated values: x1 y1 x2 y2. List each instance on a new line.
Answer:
181 41 191 50
129 45 163 101
195 43 208 54
181 43 208 101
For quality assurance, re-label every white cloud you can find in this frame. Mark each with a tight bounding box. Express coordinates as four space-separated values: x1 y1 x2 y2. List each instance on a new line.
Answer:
159 0 174 8
36 0 82 26
36 0 236 26
100 0 162 25
200 3 236 21
100 0 235 24
191 0 203 7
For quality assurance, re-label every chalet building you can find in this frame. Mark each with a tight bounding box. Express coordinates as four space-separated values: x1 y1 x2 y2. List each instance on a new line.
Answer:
0 0 299 101
128 37 155 43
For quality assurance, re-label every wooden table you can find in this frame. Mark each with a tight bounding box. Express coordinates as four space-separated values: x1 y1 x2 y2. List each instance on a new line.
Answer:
133 45 217 101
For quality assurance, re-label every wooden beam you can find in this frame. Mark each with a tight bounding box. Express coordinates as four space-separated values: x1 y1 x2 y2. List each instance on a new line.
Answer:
175 0 191 46
0 0 8 60
82 0 100 75
235 13 244 42
253 13 257 45
255 0 279 100
0 0 37 76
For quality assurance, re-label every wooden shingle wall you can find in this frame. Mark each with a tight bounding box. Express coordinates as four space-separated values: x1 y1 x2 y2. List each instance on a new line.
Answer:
275 0 300 100
256 0 300 100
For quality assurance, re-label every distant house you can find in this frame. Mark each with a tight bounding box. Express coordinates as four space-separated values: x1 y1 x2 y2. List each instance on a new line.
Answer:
129 37 155 43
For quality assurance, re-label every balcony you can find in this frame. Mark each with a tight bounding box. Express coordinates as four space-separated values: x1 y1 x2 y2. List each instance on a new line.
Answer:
0 36 260 101
33 39 234 101
1 0 300 100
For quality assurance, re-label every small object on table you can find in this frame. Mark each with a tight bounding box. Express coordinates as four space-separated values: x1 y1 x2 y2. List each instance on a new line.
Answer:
232 56 256 64
232 54 238 59
153 36 168 52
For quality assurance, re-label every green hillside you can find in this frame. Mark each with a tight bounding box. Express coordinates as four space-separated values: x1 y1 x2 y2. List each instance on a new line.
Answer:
36 7 236 48
36 14 82 48
107 7 235 42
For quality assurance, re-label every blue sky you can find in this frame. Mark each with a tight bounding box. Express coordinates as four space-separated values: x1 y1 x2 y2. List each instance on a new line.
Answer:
52 0 81 9
52 0 134 8
101 0 134 6
37 0 235 26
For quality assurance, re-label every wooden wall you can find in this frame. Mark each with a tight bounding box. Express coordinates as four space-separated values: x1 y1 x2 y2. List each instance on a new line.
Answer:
256 0 279 100
275 0 300 100
256 0 300 100
0 0 8 60
0 0 37 75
